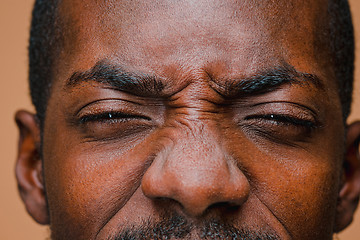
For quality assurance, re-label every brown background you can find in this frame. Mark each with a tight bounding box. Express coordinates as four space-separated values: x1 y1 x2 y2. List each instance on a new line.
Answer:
0 1 359 239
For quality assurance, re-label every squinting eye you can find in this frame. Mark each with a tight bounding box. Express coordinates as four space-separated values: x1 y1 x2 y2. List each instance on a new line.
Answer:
79 112 151 124
75 110 154 141
242 113 320 144
245 114 316 129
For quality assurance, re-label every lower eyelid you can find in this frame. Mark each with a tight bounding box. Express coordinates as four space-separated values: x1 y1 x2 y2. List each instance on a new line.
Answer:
240 119 316 145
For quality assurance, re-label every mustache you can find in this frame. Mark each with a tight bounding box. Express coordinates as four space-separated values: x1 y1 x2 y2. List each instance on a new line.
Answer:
108 214 280 240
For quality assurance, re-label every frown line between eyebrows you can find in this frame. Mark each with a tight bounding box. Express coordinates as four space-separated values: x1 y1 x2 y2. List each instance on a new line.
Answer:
64 59 325 99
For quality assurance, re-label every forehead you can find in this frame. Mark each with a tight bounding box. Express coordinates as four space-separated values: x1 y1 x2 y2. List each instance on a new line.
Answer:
56 0 332 85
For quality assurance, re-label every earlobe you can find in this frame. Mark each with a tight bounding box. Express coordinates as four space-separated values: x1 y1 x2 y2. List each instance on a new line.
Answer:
335 121 360 232
15 110 49 225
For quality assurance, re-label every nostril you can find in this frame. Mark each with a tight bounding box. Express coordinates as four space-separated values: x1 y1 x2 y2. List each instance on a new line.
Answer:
206 201 241 213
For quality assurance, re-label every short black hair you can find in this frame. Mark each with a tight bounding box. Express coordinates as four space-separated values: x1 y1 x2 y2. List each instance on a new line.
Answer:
28 0 355 126
29 0 60 124
328 0 355 120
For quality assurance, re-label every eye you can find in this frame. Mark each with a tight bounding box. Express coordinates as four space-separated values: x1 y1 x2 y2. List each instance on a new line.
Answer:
242 112 320 144
73 99 155 141
245 114 316 129
79 111 151 124
77 110 153 140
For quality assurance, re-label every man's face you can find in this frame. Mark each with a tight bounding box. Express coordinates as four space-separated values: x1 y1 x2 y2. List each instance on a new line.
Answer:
19 0 357 239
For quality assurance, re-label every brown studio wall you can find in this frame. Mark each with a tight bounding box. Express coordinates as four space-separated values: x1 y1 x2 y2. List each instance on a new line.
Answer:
0 0 359 239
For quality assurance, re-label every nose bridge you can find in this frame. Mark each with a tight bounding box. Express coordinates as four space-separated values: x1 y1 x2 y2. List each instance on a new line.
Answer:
141 122 250 216
166 125 229 182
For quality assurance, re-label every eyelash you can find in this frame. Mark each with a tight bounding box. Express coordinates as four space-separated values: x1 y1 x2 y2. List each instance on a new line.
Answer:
245 114 317 129
81 112 316 128
79 111 151 124
240 113 322 145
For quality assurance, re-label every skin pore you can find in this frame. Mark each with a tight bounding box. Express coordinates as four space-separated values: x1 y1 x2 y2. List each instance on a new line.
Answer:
15 0 360 239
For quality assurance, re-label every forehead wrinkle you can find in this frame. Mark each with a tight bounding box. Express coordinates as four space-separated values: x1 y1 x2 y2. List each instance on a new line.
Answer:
55 0 333 96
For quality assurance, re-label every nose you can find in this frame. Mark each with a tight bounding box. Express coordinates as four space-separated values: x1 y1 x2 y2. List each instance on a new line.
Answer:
141 128 250 217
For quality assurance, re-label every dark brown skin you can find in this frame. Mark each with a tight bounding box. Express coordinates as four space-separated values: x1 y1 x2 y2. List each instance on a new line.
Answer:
15 0 360 239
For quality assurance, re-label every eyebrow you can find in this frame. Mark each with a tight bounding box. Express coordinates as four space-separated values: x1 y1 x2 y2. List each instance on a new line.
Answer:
209 63 324 98
65 60 165 97
65 60 324 98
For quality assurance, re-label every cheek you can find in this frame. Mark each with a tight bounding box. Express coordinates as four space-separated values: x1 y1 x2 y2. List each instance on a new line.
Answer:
42 127 157 239
223 120 343 239
250 151 340 239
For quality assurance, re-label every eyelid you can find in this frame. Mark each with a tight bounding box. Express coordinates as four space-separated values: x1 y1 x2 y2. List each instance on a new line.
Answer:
244 114 318 128
250 101 318 116
244 101 320 123
237 101 324 142
75 98 143 117
78 111 151 124
240 113 320 146
73 99 154 126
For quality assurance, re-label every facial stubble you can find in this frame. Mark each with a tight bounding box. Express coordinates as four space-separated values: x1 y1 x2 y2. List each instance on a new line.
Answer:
108 213 280 240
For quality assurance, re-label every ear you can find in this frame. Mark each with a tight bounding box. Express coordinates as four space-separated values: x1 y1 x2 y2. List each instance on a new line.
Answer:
334 121 360 232
15 110 49 224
